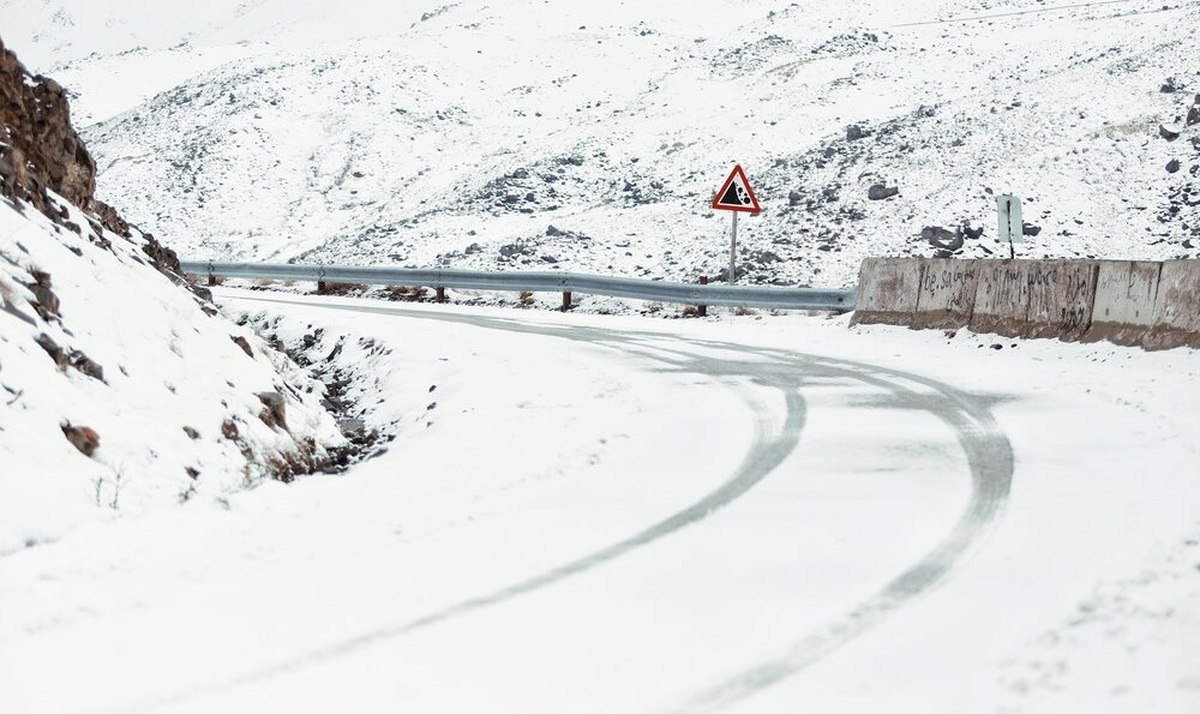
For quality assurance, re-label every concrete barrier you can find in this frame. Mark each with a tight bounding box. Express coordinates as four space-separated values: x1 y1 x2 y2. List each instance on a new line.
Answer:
850 258 923 326
852 256 1197 350
1024 260 1098 341
913 259 979 329
1084 261 1162 345
1144 259 1200 350
969 260 1031 337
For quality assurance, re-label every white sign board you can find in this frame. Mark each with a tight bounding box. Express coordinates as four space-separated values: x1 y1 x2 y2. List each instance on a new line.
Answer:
996 194 1023 244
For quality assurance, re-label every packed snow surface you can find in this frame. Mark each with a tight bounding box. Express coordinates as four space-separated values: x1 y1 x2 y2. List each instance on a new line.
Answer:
3 0 1198 286
2 289 1197 713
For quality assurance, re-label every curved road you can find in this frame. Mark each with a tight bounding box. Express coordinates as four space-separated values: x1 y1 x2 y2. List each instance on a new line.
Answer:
126 294 1013 714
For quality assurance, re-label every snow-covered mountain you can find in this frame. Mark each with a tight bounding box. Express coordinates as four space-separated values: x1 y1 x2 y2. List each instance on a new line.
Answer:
3 0 1198 287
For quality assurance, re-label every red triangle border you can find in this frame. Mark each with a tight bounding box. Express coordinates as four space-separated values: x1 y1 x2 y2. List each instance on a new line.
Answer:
711 164 762 213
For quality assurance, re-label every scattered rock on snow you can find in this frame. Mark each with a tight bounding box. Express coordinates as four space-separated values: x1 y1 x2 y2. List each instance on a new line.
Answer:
230 335 253 358
69 350 104 382
846 124 867 141
257 391 287 430
337 418 366 437
1167 159 1181 174
921 226 964 252
868 184 898 200
788 190 802 206
35 333 68 369
1160 78 1178 93
62 424 100 456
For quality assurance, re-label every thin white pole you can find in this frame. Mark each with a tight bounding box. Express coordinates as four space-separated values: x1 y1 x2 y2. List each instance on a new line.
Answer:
729 211 738 284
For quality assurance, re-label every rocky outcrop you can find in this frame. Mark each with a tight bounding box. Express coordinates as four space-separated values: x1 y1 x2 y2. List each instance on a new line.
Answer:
0 37 180 275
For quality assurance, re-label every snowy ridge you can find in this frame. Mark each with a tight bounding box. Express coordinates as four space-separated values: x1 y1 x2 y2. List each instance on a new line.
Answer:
0 192 348 553
3 0 1197 287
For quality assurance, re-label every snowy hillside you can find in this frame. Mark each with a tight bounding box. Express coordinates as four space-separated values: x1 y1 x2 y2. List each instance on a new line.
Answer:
3 0 1198 286
0 191 358 554
0 39 367 554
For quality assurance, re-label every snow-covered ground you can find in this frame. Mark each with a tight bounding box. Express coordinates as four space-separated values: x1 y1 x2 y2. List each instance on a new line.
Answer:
3 0 1198 286
0 192 350 557
2 289 1196 713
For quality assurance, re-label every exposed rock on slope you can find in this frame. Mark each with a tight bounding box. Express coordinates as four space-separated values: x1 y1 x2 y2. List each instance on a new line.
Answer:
0 36 181 276
0 40 357 553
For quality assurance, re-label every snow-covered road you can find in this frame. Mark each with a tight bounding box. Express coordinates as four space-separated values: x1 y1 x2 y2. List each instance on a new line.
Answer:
2 291 1197 713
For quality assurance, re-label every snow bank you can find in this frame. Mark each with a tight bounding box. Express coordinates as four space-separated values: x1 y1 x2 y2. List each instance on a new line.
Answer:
0 193 346 554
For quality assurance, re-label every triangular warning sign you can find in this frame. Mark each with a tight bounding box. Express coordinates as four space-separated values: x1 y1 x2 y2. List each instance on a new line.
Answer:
711 164 761 213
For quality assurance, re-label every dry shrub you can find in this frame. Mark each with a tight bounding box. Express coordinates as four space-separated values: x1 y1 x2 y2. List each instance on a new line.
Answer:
320 282 369 295
519 291 535 306
384 285 427 301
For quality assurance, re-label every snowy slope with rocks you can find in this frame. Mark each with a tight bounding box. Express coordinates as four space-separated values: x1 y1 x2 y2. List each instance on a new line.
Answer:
0 40 360 554
3 0 1197 287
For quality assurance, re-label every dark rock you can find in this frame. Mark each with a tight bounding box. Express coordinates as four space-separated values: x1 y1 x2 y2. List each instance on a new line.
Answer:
921 226 964 252
337 418 366 437
823 147 837 158
68 350 104 381
62 424 100 456
1022 223 1042 237
221 420 239 440
1160 78 1178 93
546 225 564 236
35 333 68 369
30 284 60 318
868 184 898 200
257 392 287 430
185 467 200 480
846 124 867 141
183 426 200 439
1159 123 1180 141
788 190 802 206
822 186 839 202
230 335 253 358
1189 105 1200 127
464 242 482 254
963 224 985 240
1167 159 1181 173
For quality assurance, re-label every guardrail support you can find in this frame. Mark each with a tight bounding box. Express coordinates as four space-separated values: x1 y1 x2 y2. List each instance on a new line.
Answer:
317 280 327 294
562 291 572 312
436 286 446 303
697 275 708 317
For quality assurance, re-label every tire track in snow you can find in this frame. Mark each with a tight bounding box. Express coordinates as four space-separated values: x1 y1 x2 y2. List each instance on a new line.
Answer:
669 350 1014 713
120 297 811 714
134 296 1013 714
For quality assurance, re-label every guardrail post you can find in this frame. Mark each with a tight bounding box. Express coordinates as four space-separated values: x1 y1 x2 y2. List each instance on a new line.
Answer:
562 291 572 312
697 275 708 317
436 286 446 303
317 266 327 294
206 261 216 287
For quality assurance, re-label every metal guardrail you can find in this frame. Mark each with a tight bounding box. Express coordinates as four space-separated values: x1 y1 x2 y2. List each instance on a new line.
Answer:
180 261 857 312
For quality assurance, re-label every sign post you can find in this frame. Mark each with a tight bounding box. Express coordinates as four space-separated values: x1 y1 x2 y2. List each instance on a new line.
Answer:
711 164 761 284
996 194 1023 259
